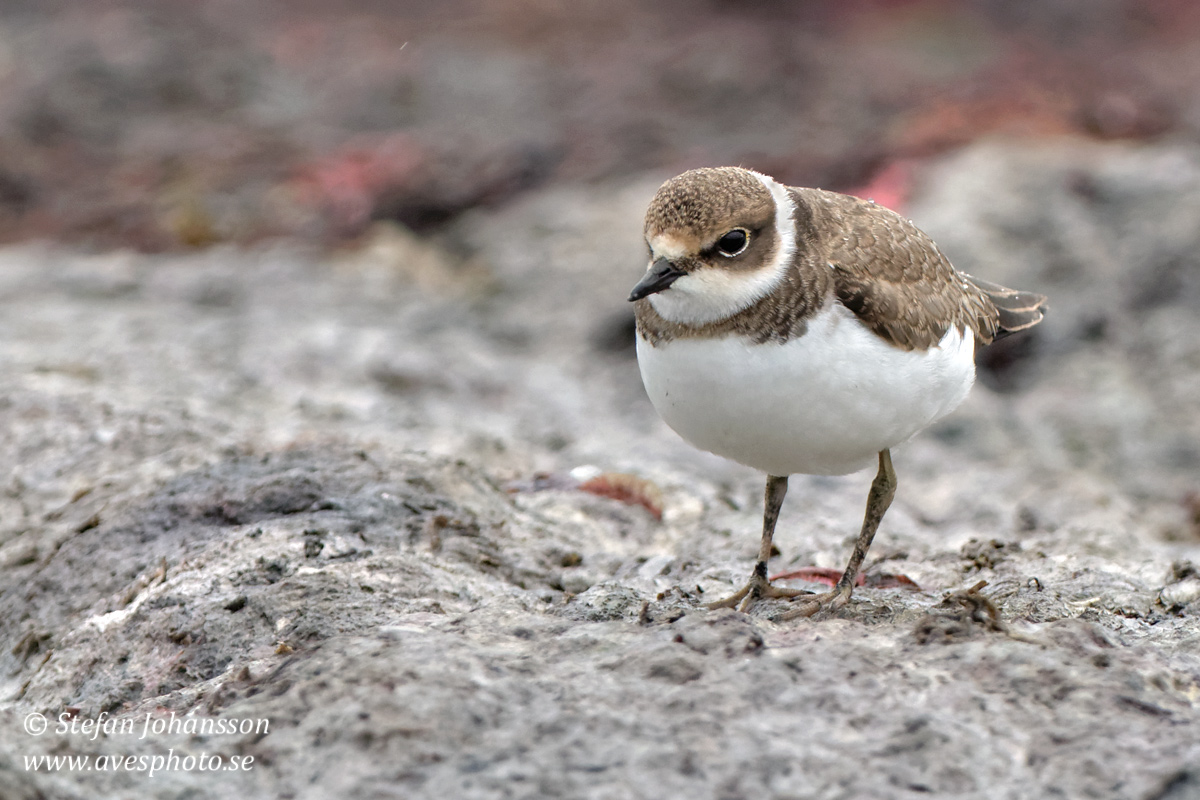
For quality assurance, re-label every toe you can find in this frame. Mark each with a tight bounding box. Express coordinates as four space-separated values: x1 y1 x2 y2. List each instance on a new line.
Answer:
781 597 823 620
706 583 752 610
827 585 855 610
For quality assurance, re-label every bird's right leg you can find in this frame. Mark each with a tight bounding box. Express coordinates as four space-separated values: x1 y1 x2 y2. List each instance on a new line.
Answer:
707 475 809 612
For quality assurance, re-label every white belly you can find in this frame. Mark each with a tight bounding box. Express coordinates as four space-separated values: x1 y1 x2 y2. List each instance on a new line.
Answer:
636 303 976 476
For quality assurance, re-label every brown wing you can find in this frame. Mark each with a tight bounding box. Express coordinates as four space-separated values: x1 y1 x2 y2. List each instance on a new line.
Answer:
797 189 1003 351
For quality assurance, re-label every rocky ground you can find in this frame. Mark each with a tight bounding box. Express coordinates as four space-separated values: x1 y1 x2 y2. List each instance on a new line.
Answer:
1 139 1200 799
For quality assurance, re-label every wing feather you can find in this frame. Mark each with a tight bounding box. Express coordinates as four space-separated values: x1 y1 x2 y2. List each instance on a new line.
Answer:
800 189 1043 350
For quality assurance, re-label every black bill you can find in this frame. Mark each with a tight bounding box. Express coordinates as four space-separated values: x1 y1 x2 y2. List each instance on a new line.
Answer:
628 258 685 302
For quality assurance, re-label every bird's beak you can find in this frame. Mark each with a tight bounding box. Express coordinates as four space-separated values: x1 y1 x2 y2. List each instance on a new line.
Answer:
628 258 686 302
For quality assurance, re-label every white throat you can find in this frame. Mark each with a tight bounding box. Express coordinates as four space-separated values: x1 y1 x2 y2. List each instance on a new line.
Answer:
647 172 797 326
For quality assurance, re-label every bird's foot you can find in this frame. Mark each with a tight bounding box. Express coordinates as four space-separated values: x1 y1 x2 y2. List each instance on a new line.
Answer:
705 572 813 613
778 582 856 620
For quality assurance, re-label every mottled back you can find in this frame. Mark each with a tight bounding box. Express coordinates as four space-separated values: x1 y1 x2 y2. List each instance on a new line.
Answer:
803 188 1003 350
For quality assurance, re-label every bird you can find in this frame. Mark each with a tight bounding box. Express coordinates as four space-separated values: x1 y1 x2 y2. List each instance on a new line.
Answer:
628 166 1046 616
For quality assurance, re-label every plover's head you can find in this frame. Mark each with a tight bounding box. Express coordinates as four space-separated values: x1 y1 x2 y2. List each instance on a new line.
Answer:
630 167 797 326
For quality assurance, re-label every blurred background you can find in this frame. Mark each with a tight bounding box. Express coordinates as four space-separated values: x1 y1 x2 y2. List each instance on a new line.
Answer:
2 0 1198 250
5 4 1200 796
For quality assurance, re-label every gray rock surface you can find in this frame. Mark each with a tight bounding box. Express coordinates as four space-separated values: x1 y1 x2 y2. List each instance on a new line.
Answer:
1 140 1199 799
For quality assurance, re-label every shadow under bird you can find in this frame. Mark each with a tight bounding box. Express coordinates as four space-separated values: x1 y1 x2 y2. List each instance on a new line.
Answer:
628 166 1047 616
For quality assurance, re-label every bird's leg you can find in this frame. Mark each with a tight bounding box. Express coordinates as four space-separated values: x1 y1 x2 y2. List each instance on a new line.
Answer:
783 449 896 619
707 475 810 612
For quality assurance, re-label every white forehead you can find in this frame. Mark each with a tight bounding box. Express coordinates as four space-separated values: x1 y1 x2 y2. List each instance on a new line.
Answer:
647 234 691 261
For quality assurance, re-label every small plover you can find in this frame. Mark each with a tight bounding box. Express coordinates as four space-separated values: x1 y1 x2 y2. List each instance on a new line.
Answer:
629 167 1046 616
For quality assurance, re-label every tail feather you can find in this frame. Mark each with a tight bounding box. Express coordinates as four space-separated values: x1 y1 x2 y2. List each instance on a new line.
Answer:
965 275 1048 340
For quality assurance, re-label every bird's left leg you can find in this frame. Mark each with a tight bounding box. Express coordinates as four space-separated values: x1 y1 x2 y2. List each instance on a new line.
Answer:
783 449 896 619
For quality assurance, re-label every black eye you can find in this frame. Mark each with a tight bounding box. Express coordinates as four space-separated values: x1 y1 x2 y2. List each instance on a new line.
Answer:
716 229 749 256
